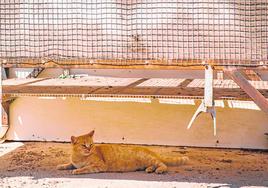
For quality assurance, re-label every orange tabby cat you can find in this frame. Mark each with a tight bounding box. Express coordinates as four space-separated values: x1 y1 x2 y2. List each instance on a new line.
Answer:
57 130 189 175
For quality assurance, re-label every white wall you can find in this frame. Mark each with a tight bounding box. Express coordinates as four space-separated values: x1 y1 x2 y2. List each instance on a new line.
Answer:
6 69 268 149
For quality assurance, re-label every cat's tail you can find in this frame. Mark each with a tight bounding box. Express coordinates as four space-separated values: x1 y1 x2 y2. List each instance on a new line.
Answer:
160 156 189 166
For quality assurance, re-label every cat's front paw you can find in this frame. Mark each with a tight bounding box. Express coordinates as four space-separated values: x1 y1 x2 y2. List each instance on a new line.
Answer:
181 156 189 164
155 165 168 174
155 168 166 174
72 169 81 175
56 165 66 170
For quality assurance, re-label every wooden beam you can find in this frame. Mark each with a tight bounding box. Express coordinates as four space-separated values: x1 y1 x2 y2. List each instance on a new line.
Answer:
2 78 50 94
3 77 50 87
2 59 268 70
2 95 16 102
3 63 222 70
0 99 13 142
17 78 50 86
178 79 193 87
126 78 149 87
3 82 268 100
242 70 262 81
2 76 268 100
224 68 268 114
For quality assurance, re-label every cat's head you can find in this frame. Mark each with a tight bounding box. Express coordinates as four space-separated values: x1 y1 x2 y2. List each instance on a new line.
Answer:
71 130 95 155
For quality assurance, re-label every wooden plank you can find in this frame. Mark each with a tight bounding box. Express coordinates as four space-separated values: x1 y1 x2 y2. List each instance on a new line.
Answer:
3 78 48 86
242 70 262 81
178 79 193 87
2 76 268 100
126 78 149 87
224 68 268 114
2 63 216 70
2 78 50 94
2 59 268 70
3 85 103 95
3 83 268 100
4 63 267 71
17 78 50 86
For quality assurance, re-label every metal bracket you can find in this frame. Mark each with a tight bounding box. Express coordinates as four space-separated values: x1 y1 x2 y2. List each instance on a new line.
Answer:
187 64 217 135
59 69 73 79
63 69 70 76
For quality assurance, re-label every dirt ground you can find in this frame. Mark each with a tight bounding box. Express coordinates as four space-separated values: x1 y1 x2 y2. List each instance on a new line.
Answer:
0 142 267 188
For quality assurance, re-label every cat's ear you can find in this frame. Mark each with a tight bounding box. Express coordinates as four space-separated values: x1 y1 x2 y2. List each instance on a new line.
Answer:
87 130 95 137
71 136 77 144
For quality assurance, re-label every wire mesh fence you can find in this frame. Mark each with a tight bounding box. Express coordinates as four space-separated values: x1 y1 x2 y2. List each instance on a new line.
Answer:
0 0 267 66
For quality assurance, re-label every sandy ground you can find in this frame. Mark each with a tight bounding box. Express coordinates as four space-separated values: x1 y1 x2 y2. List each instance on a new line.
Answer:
0 142 267 188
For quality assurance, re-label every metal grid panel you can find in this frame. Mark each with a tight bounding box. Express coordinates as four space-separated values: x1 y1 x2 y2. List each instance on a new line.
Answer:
0 0 267 66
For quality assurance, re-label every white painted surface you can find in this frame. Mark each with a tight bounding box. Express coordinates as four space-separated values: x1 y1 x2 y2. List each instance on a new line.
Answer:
6 69 268 149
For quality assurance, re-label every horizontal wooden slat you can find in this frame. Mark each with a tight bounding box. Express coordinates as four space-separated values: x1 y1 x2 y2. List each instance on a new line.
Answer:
3 77 268 100
243 70 262 81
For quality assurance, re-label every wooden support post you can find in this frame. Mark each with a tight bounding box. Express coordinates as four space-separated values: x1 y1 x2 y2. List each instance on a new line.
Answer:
0 100 13 142
224 68 268 114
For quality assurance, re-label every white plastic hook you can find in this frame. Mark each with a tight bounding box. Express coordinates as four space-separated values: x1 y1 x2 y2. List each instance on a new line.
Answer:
187 64 217 136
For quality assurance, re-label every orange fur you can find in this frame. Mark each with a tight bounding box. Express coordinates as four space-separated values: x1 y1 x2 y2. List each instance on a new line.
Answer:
57 130 189 175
